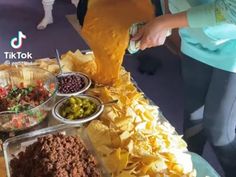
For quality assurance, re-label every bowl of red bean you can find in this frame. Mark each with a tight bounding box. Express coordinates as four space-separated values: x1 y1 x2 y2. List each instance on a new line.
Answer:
56 72 92 97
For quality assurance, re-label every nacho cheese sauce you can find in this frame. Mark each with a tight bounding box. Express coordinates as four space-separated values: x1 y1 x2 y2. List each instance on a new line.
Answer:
81 0 154 85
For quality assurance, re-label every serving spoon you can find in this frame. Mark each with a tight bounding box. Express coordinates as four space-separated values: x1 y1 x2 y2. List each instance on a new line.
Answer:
55 49 63 74
102 99 118 106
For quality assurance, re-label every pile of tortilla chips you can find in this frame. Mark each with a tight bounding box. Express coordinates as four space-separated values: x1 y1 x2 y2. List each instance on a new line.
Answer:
60 50 97 78
86 69 196 177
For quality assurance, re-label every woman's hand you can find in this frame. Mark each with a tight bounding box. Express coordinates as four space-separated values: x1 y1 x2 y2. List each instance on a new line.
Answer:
131 16 170 50
132 13 188 50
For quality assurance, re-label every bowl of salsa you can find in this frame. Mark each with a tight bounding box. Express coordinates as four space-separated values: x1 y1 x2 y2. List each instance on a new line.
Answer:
0 67 58 132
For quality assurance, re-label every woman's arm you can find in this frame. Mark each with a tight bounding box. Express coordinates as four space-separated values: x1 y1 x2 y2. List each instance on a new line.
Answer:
132 12 188 50
133 0 236 50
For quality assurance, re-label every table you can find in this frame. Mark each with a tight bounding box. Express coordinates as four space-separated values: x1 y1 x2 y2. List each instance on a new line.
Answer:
0 54 221 177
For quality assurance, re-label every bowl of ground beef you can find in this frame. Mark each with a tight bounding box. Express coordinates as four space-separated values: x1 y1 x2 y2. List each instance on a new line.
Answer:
3 124 107 177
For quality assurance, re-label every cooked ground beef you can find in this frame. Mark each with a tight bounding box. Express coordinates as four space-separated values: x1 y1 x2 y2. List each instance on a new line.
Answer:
10 134 102 177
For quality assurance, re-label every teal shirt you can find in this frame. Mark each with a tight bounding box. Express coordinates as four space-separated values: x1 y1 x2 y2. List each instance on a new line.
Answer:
168 0 236 73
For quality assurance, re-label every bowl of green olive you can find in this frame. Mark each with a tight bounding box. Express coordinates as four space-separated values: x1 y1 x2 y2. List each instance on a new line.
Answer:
52 95 104 124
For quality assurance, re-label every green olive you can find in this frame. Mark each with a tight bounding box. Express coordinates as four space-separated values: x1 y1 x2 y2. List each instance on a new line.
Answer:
65 107 71 113
67 114 75 120
69 97 76 104
60 96 97 120
61 111 67 117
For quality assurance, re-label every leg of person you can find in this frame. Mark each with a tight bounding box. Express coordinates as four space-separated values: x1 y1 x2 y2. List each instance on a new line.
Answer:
203 69 236 177
37 0 55 30
71 0 80 7
181 54 213 155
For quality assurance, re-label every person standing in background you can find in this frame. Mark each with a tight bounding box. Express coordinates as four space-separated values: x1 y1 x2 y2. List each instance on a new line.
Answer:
132 0 236 176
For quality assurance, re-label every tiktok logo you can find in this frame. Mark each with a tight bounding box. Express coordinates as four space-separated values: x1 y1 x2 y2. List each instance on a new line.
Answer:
4 31 33 62
10 31 26 49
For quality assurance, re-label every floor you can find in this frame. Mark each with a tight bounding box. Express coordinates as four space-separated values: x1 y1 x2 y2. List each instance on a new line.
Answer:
0 0 224 176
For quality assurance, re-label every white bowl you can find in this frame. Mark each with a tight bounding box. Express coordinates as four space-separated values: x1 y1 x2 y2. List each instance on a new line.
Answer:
56 72 92 97
52 95 104 124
